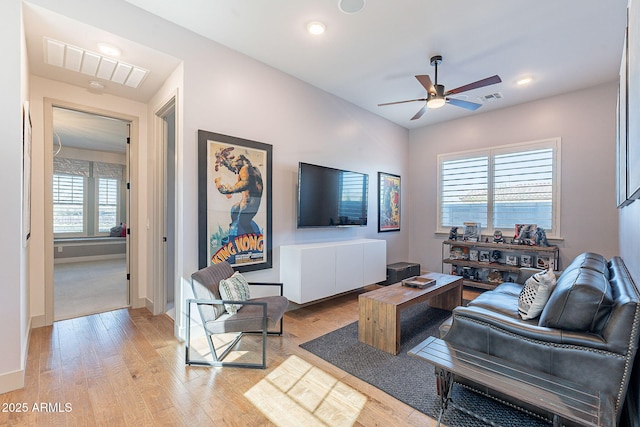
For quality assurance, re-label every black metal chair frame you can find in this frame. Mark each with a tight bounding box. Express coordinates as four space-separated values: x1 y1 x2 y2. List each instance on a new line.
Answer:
185 282 284 369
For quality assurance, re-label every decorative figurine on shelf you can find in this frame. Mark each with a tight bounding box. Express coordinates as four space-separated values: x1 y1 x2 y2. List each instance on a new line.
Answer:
491 250 502 263
448 226 459 241
488 270 504 284
535 227 550 247
493 230 504 244
514 224 537 245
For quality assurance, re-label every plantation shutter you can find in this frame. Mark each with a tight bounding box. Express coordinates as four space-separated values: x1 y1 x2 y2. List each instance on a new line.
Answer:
52 174 85 233
440 156 489 228
493 148 554 230
98 178 119 232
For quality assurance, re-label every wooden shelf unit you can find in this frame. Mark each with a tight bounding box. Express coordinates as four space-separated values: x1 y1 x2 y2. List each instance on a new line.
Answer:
442 240 559 290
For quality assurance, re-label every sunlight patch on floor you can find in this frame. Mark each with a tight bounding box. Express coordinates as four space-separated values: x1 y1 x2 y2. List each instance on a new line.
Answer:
188 332 254 364
245 355 367 426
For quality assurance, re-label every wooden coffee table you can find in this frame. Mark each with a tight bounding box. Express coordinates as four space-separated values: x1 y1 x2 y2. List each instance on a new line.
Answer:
358 272 463 355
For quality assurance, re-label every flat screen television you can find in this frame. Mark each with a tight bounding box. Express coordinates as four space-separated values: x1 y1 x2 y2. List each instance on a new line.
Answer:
297 162 369 228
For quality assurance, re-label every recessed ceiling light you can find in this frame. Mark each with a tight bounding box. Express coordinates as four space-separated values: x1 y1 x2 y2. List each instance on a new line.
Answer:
307 21 326 35
98 43 121 57
517 77 533 86
339 0 366 14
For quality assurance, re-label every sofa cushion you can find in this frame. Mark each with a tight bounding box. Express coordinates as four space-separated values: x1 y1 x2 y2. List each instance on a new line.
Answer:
219 271 251 314
563 252 610 280
518 269 557 320
539 268 614 332
493 282 524 297
468 290 521 318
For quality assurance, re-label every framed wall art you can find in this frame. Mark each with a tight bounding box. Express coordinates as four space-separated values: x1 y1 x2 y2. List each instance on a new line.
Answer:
378 172 400 232
198 130 272 272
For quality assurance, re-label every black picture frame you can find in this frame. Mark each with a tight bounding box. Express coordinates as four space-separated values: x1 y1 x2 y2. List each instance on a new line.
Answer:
198 130 272 272
378 172 400 232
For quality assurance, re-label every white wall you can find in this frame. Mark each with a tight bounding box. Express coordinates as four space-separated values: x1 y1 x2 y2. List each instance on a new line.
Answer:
23 0 409 330
409 82 620 273
181 44 410 286
0 0 29 393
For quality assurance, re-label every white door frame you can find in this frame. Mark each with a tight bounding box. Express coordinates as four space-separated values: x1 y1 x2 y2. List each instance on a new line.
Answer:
152 91 182 338
43 98 141 325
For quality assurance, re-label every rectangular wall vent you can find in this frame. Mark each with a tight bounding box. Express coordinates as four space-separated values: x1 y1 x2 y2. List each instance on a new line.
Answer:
478 92 503 103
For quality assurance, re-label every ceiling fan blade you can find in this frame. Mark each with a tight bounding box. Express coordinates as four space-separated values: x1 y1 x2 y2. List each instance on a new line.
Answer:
378 98 427 107
411 105 427 120
446 97 483 111
415 75 435 94
445 75 502 96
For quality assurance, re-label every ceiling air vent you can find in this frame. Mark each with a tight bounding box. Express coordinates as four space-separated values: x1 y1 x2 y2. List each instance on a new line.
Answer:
478 92 503 103
43 37 149 89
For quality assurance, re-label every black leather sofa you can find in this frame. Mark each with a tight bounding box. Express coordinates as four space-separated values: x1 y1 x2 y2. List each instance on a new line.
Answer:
440 252 640 426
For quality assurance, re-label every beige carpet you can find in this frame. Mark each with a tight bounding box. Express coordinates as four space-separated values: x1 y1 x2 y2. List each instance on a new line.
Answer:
54 258 128 321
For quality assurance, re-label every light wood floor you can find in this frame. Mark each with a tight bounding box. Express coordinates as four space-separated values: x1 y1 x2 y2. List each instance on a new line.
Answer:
0 286 482 427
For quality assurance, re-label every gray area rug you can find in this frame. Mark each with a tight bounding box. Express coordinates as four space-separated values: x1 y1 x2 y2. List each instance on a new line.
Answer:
300 303 550 426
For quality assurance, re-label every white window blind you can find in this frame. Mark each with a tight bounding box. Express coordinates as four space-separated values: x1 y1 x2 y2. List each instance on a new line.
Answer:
53 158 90 177
98 178 119 232
53 174 85 233
438 138 559 237
440 156 489 228
493 148 553 230
94 162 124 180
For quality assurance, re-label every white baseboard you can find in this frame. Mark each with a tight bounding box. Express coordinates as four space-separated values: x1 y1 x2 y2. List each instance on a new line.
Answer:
144 297 153 312
0 317 33 394
0 369 25 395
31 314 46 328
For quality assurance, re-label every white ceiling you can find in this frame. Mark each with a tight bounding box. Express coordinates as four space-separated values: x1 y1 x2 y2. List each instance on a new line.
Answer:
122 0 628 129
52 107 129 154
24 0 628 139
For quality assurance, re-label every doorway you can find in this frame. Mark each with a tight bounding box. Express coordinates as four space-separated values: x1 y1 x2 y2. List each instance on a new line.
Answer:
155 97 177 318
50 106 131 321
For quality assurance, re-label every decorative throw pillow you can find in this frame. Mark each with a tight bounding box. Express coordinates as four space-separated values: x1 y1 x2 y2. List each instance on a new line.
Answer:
219 272 251 315
518 269 556 320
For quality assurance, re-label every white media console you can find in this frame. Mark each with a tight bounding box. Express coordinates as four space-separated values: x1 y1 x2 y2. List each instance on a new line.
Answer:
280 239 386 304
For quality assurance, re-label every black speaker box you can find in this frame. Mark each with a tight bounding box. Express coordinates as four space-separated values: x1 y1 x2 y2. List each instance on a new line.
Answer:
383 262 421 285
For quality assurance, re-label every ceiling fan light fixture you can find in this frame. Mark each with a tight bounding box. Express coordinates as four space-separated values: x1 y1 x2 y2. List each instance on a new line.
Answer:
427 97 446 109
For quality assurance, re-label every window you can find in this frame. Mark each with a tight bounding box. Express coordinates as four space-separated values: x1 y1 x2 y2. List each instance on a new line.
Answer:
98 178 119 233
438 138 560 237
53 174 85 234
53 158 124 236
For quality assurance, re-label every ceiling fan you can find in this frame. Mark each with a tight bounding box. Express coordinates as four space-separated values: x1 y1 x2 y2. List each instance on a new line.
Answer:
378 55 502 120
